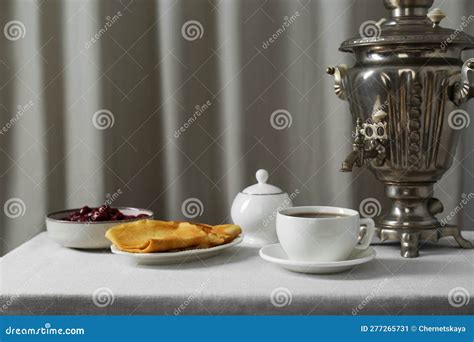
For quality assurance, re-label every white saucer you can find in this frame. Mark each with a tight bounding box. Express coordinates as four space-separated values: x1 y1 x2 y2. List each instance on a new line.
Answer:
259 244 376 274
111 235 243 265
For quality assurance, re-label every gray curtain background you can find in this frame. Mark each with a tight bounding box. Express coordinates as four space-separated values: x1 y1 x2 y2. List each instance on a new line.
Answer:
0 0 473 255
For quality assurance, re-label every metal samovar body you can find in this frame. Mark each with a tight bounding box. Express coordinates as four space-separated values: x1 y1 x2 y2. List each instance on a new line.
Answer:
327 0 474 257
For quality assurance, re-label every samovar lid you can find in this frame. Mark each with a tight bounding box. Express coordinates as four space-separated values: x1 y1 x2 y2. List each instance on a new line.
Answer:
340 0 474 52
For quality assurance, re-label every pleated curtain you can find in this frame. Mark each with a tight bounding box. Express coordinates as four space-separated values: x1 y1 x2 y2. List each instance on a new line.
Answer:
0 0 473 255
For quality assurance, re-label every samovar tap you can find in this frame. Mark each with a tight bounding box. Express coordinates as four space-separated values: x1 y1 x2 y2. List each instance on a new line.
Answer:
341 118 388 172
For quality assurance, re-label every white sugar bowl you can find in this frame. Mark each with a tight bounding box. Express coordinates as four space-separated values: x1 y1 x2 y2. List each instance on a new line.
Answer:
231 169 293 247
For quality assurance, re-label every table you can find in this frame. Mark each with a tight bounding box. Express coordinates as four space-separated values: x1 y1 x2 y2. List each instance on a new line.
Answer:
1 232 473 315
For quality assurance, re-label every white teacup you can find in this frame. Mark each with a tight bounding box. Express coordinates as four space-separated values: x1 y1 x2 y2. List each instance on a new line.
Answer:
276 206 375 262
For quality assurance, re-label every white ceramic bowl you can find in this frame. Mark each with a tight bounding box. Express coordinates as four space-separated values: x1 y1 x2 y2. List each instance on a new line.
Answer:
230 169 293 247
46 207 154 249
231 192 292 246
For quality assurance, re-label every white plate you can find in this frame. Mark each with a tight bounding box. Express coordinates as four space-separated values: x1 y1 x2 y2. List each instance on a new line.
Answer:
111 235 243 265
259 243 376 274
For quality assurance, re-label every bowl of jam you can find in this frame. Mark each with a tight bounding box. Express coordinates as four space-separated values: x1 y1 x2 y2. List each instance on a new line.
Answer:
46 205 154 249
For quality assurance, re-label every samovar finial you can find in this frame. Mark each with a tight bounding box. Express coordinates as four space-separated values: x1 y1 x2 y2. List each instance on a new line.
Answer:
383 0 433 17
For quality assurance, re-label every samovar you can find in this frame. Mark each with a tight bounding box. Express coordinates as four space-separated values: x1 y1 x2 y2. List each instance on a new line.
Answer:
327 0 474 257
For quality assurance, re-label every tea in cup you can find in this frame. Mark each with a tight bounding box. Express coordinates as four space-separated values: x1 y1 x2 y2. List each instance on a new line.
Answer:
276 206 375 262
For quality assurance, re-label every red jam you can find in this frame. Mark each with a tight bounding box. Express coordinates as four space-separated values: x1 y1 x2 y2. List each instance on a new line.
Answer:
63 205 149 222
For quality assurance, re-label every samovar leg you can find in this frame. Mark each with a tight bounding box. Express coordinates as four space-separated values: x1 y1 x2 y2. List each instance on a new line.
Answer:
400 232 420 258
376 225 472 258
438 226 473 249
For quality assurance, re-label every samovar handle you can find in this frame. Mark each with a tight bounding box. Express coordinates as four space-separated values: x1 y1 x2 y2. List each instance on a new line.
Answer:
453 58 474 105
326 65 348 101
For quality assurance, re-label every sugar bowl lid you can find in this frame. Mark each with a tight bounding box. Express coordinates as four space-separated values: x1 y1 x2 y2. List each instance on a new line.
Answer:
242 169 284 195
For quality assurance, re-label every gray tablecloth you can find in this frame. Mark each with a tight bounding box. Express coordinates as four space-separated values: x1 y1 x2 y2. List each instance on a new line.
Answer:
1 232 473 315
